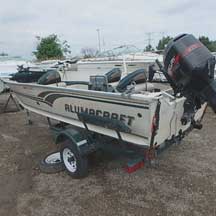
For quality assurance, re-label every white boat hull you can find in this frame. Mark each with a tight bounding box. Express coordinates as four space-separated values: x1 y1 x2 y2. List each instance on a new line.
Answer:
6 81 206 147
77 61 150 75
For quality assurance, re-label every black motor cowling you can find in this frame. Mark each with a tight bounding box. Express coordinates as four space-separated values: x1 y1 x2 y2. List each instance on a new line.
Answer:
163 33 216 112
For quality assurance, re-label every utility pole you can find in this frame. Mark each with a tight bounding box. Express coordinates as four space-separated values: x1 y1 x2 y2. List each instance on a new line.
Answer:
145 32 155 51
96 28 101 53
102 37 106 52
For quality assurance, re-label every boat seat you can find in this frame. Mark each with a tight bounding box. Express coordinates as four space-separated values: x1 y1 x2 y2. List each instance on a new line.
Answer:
116 69 151 92
38 71 61 85
49 82 67 87
133 82 155 92
105 68 122 83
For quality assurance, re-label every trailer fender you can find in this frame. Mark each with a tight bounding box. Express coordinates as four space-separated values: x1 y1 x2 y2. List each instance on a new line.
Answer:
55 128 96 156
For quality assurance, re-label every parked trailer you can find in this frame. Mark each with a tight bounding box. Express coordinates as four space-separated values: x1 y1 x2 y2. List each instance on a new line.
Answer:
44 101 206 178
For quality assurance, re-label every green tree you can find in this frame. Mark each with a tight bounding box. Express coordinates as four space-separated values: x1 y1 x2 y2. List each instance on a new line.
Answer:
156 36 173 50
212 41 216 52
199 36 216 52
33 34 71 60
144 44 154 52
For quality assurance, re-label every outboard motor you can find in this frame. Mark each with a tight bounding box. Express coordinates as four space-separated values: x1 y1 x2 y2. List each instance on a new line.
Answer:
162 34 216 116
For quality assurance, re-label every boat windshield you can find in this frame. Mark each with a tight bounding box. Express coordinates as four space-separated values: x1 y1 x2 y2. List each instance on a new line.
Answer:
97 45 140 58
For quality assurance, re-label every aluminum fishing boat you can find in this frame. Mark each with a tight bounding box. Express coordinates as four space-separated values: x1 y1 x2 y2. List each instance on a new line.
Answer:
4 34 216 149
5 34 216 178
6 79 204 147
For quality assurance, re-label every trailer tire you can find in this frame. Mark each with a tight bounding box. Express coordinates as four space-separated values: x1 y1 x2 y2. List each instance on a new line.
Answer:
39 151 65 174
60 140 88 178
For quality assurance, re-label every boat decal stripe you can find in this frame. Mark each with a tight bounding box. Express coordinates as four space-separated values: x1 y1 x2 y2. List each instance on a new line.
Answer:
13 90 149 110
38 91 150 106
14 90 149 109
13 91 52 106
38 91 52 98
44 93 149 109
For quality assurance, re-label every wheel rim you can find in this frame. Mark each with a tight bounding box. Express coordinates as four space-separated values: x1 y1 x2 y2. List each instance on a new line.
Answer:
45 152 61 164
62 148 77 173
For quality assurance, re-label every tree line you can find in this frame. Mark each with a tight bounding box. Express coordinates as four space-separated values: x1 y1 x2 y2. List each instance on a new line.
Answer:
145 36 216 52
33 34 216 61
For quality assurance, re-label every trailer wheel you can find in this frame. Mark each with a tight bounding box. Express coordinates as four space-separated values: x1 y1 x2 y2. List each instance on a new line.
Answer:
39 151 65 174
60 140 88 178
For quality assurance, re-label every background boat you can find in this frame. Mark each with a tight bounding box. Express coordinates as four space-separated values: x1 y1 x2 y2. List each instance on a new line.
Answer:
77 46 163 75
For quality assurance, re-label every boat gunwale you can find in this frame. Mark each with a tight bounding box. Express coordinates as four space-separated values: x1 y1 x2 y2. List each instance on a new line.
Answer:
5 80 163 106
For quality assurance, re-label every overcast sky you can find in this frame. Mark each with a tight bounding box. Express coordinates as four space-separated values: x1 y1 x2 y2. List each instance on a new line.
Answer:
0 0 215 57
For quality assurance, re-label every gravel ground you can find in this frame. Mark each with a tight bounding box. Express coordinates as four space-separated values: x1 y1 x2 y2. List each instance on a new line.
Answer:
0 93 216 216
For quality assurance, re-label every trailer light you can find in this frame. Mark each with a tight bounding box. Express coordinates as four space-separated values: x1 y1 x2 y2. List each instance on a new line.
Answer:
125 158 144 174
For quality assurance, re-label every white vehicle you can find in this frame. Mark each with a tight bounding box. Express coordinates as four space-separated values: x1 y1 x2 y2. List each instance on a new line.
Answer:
78 45 163 75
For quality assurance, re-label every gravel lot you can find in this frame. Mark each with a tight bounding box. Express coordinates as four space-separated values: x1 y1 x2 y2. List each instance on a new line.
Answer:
0 93 216 216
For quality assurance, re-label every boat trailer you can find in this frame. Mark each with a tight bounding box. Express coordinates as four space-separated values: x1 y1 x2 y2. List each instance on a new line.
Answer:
42 103 204 178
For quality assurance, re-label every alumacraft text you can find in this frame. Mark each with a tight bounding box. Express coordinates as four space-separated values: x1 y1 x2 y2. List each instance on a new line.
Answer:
65 104 135 126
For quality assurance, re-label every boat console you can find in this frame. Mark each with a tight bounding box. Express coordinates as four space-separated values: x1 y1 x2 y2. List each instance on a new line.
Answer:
88 75 115 92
